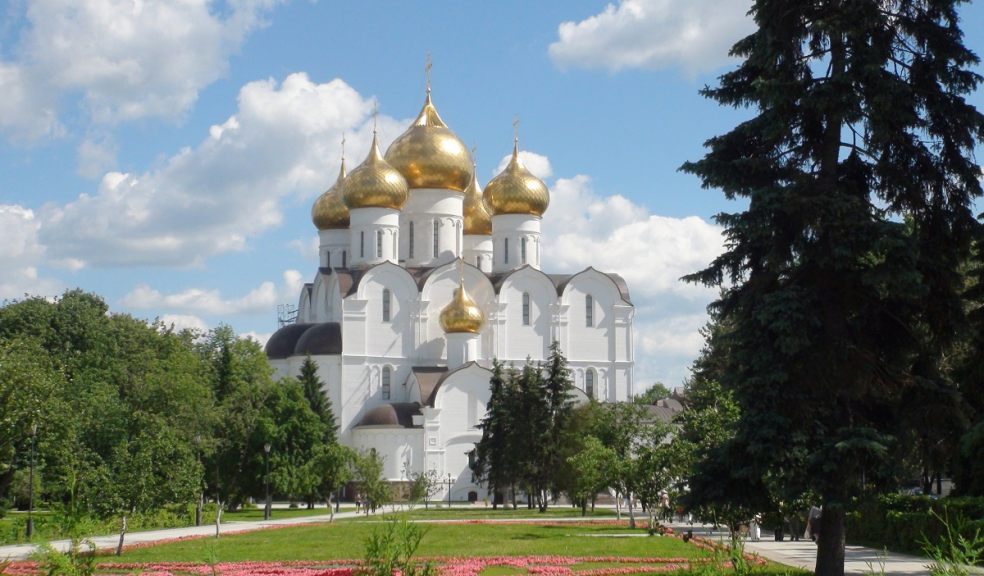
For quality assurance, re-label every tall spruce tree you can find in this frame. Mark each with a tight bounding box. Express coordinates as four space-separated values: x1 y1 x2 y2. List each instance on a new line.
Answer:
475 359 514 508
682 2 984 575
299 356 338 445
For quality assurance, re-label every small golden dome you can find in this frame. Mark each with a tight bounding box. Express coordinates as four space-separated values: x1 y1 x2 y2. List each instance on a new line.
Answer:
342 132 409 211
483 139 550 217
384 92 473 192
462 163 492 236
440 276 485 334
312 159 349 230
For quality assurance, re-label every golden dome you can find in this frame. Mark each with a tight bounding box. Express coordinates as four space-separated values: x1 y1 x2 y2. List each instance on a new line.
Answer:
342 132 409 211
384 92 473 192
462 162 492 236
439 275 485 334
483 139 550 217
312 159 349 230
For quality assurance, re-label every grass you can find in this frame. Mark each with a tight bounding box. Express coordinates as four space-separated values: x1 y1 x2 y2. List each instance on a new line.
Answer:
106 520 704 563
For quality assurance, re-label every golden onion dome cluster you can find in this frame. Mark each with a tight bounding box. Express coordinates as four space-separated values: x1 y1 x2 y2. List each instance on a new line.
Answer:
439 278 485 334
483 140 550 217
462 163 492 236
342 132 409 211
384 92 473 192
311 159 349 230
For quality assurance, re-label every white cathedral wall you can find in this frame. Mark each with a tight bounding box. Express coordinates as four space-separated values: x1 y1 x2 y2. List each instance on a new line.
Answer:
433 365 492 499
418 264 496 364
350 429 425 481
496 270 555 362
400 189 464 267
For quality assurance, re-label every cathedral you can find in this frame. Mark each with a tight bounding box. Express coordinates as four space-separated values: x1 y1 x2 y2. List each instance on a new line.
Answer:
265 82 634 502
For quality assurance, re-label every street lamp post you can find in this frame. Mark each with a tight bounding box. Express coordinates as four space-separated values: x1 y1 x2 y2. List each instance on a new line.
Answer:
263 443 272 521
26 422 37 539
446 473 453 508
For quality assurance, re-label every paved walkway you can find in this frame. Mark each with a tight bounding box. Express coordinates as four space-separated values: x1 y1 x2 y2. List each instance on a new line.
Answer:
665 522 973 575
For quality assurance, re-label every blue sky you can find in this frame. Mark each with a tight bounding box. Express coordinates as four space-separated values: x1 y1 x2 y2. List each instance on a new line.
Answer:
1 0 982 390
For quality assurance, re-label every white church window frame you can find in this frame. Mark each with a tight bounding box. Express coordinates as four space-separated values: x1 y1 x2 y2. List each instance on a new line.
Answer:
586 369 595 399
382 289 391 322
586 294 594 327
382 366 391 400
522 292 530 326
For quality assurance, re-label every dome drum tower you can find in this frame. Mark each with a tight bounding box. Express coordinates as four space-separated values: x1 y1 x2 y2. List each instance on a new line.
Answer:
484 139 550 274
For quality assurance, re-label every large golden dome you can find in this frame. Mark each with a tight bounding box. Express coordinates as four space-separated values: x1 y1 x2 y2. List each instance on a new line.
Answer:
439 276 485 334
312 158 349 230
483 140 549 217
384 92 473 192
342 132 408 211
462 162 491 235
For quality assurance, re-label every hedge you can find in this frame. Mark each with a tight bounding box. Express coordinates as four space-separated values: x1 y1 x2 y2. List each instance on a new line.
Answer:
845 495 984 557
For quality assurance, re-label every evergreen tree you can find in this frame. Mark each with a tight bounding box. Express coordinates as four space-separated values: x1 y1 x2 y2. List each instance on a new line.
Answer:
298 356 338 445
540 341 575 510
682 2 984 574
474 359 514 508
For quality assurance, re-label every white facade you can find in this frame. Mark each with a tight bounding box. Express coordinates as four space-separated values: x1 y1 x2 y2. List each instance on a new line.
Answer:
269 101 634 503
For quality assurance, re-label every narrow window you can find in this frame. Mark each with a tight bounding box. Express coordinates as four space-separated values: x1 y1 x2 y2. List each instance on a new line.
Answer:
382 367 391 400
326 252 331 268
456 221 461 254
382 289 391 322
504 238 509 264
586 370 595 399
477 255 483 269
409 221 415 259
522 292 530 326
433 220 439 257
342 251 347 268
360 231 365 257
521 237 527 264
376 230 383 258
586 295 594 327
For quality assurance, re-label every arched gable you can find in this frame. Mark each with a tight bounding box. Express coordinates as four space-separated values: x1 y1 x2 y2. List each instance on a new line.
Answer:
353 262 418 359
297 283 313 323
432 362 492 418
352 261 418 302
559 267 626 309
496 265 557 361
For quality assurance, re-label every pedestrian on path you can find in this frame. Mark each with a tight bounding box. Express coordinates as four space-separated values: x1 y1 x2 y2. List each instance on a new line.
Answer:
806 505 822 543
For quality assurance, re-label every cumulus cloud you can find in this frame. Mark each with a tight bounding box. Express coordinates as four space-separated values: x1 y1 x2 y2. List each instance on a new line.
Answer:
0 205 62 299
158 314 210 333
540 172 724 387
494 151 553 180
123 269 304 316
40 73 405 267
0 0 283 140
549 0 754 75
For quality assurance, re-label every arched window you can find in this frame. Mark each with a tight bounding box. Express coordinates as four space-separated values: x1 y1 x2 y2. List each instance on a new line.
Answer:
522 292 530 326
433 220 439 257
504 238 510 264
360 231 365 258
409 221 415 259
382 289 391 322
376 230 383 258
585 369 595 399
326 252 331 269
382 366 391 400
521 237 527 264
342 250 347 268
586 295 594 327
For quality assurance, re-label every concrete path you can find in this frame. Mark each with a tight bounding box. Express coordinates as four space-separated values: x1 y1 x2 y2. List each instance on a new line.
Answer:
666 522 981 576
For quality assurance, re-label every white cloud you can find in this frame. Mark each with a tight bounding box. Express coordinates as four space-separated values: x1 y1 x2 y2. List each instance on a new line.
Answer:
494 151 553 180
123 269 304 316
158 314 210 332
241 331 272 347
0 205 61 299
541 173 724 387
39 73 404 267
549 0 754 75
77 133 118 178
0 0 283 140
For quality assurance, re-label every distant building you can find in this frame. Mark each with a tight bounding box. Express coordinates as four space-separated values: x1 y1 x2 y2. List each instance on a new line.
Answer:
266 84 634 501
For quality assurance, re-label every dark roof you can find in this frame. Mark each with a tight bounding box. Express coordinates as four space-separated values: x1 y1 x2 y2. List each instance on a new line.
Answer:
643 401 683 425
265 323 317 360
550 268 632 305
294 322 342 356
412 366 448 407
355 403 422 428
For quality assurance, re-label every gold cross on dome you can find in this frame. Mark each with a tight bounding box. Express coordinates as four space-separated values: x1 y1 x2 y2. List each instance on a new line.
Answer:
425 53 433 94
512 115 520 144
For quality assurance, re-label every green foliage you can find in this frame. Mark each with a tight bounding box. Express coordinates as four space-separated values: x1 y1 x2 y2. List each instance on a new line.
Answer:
922 509 984 575
634 382 671 405
845 495 984 558
353 449 390 513
360 519 435 576
32 537 96 576
566 437 616 515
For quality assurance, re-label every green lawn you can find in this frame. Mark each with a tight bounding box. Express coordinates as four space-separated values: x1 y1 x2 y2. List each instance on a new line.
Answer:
109 520 703 563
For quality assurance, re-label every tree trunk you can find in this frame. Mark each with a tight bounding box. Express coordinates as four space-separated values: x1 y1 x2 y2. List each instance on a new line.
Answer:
615 490 622 520
215 500 223 538
627 493 637 529
115 514 127 556
327 496 334 522
195 492 203 527
814 506 846 576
